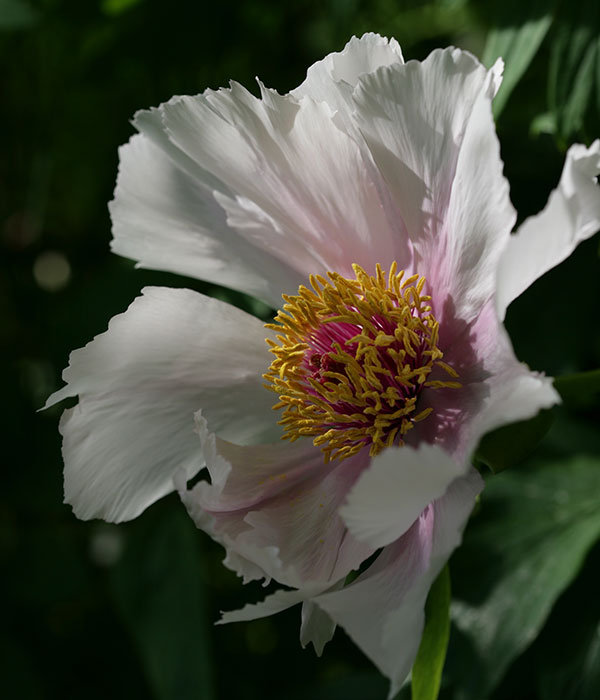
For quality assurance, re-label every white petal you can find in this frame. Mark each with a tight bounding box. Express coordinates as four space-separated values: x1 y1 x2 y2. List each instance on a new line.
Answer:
218 588 316 624
110 131 304 307
45 287 276 522
314 470 483 698
158 83 410 281
434 60 516 323
352 49 513 322
340 444 467 548
463 337 559 452
291 33 403 113
218 581 339 656
496 140 600 317
218 579 335 622
300 597 338 656
180 415 374 587
352 49 491 243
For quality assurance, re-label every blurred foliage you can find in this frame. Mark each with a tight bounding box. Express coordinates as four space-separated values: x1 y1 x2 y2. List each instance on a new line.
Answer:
451 454 600 699
0 0 40 28
474 409 554 473
480 0 558 118
109 505 214 700
2 0 599 699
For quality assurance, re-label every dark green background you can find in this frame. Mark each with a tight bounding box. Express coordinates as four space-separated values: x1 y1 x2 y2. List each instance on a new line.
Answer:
3 1 600 698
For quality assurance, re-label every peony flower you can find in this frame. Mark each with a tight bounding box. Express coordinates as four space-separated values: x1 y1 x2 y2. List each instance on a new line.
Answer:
46 33 600 696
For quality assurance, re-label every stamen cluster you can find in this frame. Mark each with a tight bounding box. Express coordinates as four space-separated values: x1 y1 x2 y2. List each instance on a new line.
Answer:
264 263 460 462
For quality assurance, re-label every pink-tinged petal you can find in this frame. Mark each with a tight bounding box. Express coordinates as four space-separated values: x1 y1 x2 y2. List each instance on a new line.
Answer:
179 415 374 587
352 49 494 244
496 140 600 318
157 83 411 283
291 33 403 113
110 131 305 308
430 60 516 326
352 50 511 323
418 300 559 461
313 470 483 698
340 444 467 549
45 288 276 523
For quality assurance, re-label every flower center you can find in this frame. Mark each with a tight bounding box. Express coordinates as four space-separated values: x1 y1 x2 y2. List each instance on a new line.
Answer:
263 263 460 462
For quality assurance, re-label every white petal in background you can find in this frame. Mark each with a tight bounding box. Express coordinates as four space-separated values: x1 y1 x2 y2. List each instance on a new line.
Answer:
300 593 340 656
315 470 483 698
217 581 340 651
45 287 277 522
496 140 600 317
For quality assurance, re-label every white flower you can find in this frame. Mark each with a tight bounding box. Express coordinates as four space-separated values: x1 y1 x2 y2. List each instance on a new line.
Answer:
46 34 600 697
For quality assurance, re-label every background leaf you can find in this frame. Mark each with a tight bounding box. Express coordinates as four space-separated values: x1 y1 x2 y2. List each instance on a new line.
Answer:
548 0 600 143
0 0 39 29
109 503 215 700
450 455 600 700
480 0 557 117
474 409 554 473
554 369 600 409
412 565 451 700
535 542 600 700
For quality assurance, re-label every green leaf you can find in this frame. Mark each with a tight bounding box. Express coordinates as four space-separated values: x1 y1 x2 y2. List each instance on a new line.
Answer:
548 0 600 142
530 111 557 137
481 0 557 117
101 0 144 17
474 408 554 473
535 543 600 700
288 672 390 700
411 565 451 700
0 0 39 28
554 368 600 408
110 503 215 700
0 636 43 700
451 455 600 700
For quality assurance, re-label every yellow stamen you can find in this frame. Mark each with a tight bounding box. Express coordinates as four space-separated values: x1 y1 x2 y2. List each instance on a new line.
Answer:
263 263 460 462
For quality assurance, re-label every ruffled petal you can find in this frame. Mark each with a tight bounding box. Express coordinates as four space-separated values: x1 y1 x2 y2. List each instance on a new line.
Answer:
110 37 415 298
217 471 481 680
291 33 403 114
339 444 467 548
313 470 483 698
45 287 276 522
110 130 304 308
352 49 511 323
179 415 374 587
431 59 515 325
496 140 600 318
157 82 410 283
